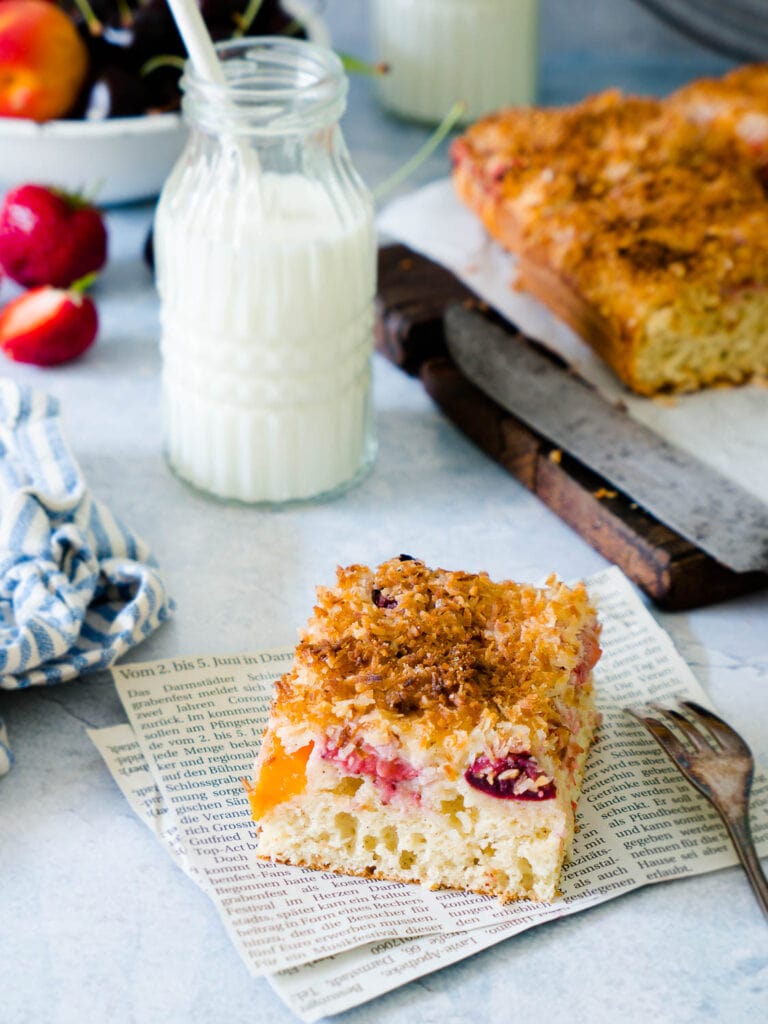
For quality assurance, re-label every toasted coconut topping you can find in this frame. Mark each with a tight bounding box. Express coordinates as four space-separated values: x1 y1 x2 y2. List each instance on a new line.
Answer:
453 88 768 308
271 558 600 741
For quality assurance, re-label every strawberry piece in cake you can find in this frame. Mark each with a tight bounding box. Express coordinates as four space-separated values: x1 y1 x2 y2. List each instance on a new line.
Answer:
245 557 601 902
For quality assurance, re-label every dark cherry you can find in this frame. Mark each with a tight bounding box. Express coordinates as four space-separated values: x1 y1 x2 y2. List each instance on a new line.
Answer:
142 63 183 113
202 1 307 40
130 0 185 61
252 0 307 37
65 0 307 121
73 0 183 70
465 753 556 801
71 18 119 74
398 553 416 561
64 0 126 23
91 0 129 20
372 589 397 609
92 5 179 64
199 0 244 34
82 65 147 120
101 22 135 50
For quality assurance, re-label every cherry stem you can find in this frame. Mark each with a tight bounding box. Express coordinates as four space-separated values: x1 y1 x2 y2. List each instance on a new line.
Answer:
141 54 187 77
233 0 265 38
116 0 133 27
71 0 103 36
373 100 467 202
281 18 304 36
339 52 390 77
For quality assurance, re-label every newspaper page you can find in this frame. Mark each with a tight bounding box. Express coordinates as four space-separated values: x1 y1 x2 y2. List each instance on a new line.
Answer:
88 724 200 885
95 568 768 985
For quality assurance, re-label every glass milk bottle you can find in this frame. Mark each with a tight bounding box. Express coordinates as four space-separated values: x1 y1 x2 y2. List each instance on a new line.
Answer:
372 0 539 124
154 38 376 503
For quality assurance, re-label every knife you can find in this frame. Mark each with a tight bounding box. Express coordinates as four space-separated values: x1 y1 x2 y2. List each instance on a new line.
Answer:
444 305 768 575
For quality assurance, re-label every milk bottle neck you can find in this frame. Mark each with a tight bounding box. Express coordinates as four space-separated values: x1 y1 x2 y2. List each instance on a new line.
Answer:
181 37 348 140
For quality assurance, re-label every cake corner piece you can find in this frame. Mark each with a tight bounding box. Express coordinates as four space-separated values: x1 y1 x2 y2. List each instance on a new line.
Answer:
450 72 768 395
246 557 602 903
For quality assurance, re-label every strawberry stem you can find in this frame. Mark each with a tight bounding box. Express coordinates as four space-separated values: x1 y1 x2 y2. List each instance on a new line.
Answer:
373 100 467 202
71 272 99 294
51 185 100 211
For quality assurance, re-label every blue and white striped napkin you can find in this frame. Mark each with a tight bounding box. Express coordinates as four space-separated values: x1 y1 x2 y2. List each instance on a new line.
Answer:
0 381 173 775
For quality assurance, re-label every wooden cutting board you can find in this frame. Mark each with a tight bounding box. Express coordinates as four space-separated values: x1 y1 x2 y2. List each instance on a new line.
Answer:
375 244 768 611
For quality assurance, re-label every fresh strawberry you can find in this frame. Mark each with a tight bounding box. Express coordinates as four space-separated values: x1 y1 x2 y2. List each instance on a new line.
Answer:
0 286 98 366
0 185 108 289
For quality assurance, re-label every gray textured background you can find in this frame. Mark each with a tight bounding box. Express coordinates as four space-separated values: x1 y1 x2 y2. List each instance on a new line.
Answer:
325 0 734 63
540 0 714 55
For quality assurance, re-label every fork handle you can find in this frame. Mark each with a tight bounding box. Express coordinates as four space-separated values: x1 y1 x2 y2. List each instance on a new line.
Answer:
721 809 768 923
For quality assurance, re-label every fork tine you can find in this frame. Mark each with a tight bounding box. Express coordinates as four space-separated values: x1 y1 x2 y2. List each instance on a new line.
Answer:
626 707 690 764
651 704 714 755
681 701 753 759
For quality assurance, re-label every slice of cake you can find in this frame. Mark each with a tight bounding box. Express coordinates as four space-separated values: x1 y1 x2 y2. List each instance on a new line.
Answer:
245 557 601 902
511 124 768 395
451 68 768 394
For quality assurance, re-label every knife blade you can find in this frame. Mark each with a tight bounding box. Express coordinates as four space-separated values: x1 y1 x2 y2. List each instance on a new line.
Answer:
444 305 768 574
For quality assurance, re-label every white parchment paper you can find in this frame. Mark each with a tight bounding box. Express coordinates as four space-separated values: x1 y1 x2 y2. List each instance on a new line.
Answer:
377 180 768 505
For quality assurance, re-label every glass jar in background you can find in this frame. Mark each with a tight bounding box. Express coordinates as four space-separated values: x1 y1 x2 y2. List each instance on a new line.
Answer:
154 38 377 504
372 0 539 124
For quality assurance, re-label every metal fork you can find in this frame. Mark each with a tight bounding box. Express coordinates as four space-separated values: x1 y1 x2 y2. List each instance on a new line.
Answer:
626 699 768 921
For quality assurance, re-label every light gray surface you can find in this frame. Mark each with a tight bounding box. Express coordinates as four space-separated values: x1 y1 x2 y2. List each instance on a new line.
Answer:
2 5 767 1024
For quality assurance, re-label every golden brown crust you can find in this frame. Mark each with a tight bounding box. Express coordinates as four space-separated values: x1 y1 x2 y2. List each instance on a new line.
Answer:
256 851 557 903
451 70 768 394
453 155 524 252
518 141 768 392
515 249 633 386
453 90 666 233
669 63 768 167
271 557 599 742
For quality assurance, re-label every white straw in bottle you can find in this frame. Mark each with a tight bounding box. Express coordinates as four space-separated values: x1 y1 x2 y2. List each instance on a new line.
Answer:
165 0 226 85
165 0 264 213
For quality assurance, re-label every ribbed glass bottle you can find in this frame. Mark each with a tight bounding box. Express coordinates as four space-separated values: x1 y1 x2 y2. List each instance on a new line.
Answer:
155 38 376 504
372 0 539 124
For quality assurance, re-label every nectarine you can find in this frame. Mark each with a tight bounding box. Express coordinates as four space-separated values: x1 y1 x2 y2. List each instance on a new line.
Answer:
0 0 89 121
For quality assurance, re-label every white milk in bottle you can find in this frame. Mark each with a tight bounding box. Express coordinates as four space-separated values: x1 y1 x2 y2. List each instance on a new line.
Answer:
154 39 376 503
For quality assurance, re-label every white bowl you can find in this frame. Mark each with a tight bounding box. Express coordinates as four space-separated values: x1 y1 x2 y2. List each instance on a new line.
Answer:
0 113 187 205
0 2 331 206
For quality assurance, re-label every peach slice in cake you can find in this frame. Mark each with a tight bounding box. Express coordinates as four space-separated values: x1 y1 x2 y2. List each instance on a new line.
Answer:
245 557 601 902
